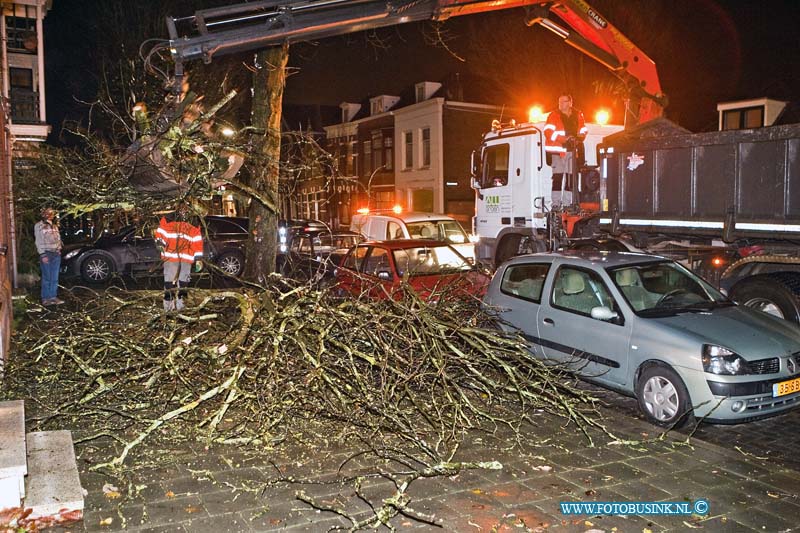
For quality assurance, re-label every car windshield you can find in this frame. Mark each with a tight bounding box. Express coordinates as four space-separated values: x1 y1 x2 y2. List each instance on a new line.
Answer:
406 220 468 244
609 261 733 317
393 245 472 277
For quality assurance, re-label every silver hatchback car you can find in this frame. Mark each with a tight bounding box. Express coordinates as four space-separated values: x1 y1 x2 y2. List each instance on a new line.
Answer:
484 251 800 426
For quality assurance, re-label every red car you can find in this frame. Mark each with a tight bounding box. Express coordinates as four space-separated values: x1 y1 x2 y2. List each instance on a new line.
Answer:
334 239 490 301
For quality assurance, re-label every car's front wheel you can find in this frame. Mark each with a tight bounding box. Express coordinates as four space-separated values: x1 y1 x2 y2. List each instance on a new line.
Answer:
214 251 244 277
636 364 693 428
80 254 113 283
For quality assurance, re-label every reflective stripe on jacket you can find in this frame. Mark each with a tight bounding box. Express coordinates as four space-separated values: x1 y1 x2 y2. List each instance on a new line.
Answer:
156 217 203 264
543 110 587 155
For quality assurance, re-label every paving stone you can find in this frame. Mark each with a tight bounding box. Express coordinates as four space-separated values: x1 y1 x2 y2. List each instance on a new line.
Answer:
588 461 645 485
701 484 766 514
672 466 739 488
727 479 786 504
475 480 552 506
208 466 271 487
754 497 800 522
556 467 622 488
609 480 672 502
238 499 330 530
436 499 553 532
730 505 798 532
670 443 732 466
623 455 682 477
753 471 800 496
670 515 758 532
180 511 252 532
715 458 773 480
282 478 353 500
159 473 220 497
546 452 597 470
130 523 190 533
138 494 207 527
572 445 627 465
280 517 356 531
84 503 147 530
521 475 581 500
200 487 264 516
637 473 706 503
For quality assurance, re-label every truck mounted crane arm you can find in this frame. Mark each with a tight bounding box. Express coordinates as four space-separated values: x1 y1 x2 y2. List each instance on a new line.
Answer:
166 0 665 124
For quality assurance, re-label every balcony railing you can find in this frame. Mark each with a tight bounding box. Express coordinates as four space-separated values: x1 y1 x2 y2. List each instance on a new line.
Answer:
10 89 41 124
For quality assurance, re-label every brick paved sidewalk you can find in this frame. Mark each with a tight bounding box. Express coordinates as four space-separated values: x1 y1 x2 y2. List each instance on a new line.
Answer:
40 402 800 533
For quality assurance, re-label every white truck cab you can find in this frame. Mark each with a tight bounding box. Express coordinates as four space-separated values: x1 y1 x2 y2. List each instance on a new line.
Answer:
350 210 476 261
472 119 623 266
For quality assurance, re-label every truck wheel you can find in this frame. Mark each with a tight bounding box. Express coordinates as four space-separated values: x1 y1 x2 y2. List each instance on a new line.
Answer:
636 364 693 428
730 274 800 323
495 235 521 267
495 235 543 267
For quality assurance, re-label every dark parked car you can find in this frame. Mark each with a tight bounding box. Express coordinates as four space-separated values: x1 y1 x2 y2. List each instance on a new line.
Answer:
281 230 363 284
61 215 249 283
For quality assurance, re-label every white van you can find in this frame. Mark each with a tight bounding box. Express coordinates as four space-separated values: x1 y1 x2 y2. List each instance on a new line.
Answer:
350 211 476 260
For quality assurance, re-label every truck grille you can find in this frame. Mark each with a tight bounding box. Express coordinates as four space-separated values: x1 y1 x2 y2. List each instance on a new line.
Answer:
748 357 779 375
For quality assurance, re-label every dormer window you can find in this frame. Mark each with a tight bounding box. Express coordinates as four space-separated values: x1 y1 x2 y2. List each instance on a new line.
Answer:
369 95 400 116
717 98 787 131
414 82 442 103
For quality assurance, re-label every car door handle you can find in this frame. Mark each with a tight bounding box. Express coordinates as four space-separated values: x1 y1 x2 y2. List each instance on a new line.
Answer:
542 317 554 325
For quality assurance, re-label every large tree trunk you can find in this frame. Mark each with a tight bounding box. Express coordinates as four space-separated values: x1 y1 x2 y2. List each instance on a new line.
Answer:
244 44 289 283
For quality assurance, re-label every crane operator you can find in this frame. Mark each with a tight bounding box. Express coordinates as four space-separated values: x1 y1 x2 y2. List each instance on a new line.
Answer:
544 93 588 207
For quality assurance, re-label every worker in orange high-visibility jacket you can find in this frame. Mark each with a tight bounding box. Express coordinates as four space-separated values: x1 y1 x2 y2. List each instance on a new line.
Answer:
155 204 203 312
543 93 587 207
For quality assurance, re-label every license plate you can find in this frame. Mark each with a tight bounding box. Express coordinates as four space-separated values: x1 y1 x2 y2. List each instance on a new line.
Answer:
773 377 800 397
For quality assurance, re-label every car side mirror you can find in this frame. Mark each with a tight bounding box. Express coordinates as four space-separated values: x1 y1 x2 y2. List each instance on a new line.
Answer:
590 306 618 321
377 270 391 280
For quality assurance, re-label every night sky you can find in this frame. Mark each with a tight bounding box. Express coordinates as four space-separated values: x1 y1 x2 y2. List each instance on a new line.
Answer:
44 0 800 138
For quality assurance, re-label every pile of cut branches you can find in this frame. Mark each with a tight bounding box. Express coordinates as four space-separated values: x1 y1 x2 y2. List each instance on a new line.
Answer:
4 281 610 528
7 281 607 459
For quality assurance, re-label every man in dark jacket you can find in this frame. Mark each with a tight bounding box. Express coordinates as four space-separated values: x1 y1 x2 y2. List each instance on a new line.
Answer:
543 93 587 207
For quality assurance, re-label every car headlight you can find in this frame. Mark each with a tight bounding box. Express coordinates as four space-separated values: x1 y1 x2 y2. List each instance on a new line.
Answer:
702 345 750 375
468 234 480 244
64 249 81 260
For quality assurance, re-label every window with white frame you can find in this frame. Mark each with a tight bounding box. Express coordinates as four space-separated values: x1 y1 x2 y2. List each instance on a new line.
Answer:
421 128 431 167
404 131 413 169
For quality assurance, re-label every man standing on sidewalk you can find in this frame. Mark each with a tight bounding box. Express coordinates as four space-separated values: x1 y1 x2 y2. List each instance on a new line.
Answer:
34 207 65 306
155 203 203 312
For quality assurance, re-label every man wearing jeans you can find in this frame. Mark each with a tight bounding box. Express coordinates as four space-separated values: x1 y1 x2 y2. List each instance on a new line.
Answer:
34 207 65 305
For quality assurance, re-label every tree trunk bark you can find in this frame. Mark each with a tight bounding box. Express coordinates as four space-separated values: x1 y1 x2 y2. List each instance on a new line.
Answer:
244 43 289 283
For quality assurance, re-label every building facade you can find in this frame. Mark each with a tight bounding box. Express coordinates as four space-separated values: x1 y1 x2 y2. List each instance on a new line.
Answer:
3 0 51 149
319 82 504 228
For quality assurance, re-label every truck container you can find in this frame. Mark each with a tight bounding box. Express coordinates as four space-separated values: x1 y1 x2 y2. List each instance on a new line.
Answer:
598 120 800 322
